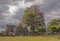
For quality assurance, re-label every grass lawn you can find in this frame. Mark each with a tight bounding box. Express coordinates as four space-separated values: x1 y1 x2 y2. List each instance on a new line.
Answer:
0 35 60 41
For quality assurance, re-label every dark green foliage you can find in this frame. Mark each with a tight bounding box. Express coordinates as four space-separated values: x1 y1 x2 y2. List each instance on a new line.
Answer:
49 18 60 33
14 23 23 36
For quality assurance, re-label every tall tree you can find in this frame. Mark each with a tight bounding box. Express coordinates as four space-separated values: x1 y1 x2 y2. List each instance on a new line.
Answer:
22 5 45 35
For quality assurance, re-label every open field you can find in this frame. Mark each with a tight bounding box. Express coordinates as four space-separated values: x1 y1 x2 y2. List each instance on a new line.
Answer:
0 36 60 41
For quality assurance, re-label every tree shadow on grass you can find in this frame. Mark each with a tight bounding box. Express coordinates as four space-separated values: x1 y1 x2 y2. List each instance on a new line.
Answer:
56 36 60 39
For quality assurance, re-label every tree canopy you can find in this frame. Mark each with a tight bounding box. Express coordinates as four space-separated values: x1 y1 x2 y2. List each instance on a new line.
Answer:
49 18 60 33
22 5 45 34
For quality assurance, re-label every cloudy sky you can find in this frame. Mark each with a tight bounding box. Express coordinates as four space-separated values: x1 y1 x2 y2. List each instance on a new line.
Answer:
0 0 60 26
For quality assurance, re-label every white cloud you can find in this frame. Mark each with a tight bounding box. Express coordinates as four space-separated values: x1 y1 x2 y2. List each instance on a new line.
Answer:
0 0 25 25
25 0 44 7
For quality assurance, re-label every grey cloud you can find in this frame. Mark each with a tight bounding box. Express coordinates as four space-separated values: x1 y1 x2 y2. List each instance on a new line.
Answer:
0 0 12 20
0 0 60 26
12 8 24 20
40 0 60 12
25 0 35 2
0 5 9 13
0 0 13 4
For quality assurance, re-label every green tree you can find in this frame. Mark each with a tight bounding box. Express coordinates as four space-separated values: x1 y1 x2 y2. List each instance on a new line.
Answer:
49 18 60 34
22 5 45 35
14 23 23 36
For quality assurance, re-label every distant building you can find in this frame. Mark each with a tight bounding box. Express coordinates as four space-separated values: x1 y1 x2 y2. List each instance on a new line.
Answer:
5 24 16 36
